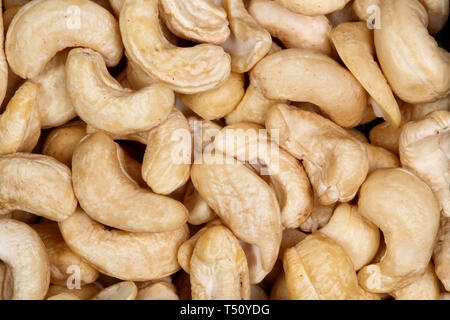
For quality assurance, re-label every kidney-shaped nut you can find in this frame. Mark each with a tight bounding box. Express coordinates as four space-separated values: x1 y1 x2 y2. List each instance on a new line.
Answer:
275 0 352 15
59 208 189 281
31 50 76 128
357 168 441 293
283 233 379 300
0 153 77 221
91 281 137 300
180 72 244 121
160 0 230 44
419 0 449 34
72 132 188 233
0 81 40 155
32 223 99 286
120 0 230 94
6 0 123 79
142 109 191 195
220 0 272 73
214 122 313 228
190 225 251 300
191 152 282 284
252 49 367 128
399 110 450 217
249 0 332 55
331 22 401 127
266 104 369 205
374 0 450 104
66 47 174 136
433 217 450 291
320 203 380 271
0 219 50 300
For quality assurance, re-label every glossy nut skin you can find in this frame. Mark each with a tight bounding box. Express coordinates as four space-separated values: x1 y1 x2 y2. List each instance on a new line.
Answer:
6 0 123 79
120 0 231 94
190 225 251 300
266 104 369 205
252 49 367 128
0 219 50 300
72 132 188 233
357 168 441 293
191 152 282 284
283 233 379 300
374 0 450 104
59 209 189 281
0 153 77 221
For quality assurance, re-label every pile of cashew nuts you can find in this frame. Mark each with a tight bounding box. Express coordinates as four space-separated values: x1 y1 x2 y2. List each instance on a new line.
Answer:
0 0 449 301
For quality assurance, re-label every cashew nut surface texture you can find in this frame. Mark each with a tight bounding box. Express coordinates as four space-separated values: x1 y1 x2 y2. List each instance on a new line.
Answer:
275 0 352 15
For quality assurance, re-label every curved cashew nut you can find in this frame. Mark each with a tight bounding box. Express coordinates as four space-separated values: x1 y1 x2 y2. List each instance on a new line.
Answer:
357 168 441 292
252 49 367 128
391 262 440 300
0 81 40 155
30 50 77 129
190 225 251 300
66 48 174 136
32 223 99 286
0 219 50 300
320 203 380 270
136 281 179 300
59 208 189 281
0 153 77 221
374 0 450 104
283 233 379 300
45 283 100 300
214 122 313 228
72 132 188 233
249 0 332 55
331 22 401 127
399 110 450 217
91 281 137 300
42 121 87 167
5 0 123 79
160 0 230 44
265 104 369 205
221 0 272 73
419 0 449 34
180 72 245 121
191 152 282 283
142 109 191 195
225 83 286 126
275 0 352 15
120 0 230 94
433 218 450 291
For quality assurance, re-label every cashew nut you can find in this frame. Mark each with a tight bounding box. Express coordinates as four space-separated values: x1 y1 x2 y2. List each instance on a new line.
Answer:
183 181 216 226
275 0 352 15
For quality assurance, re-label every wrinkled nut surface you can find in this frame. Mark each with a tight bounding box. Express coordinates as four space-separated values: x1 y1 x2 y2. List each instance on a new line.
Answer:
283 233 379 300
357 168 441 293
0 219 50 300
0 153 77 221
249 0 332 55
266 104 369 205
331 22 401 127
399 110 450 217
6 0 123 79
72 132 188 233
191 152 282 284
190 225 250 300
66 48 174 136
160 0 230 44
0 81 40 155
120 0 231 94
374 0 450 103
59 208 189 281
252 49 367 128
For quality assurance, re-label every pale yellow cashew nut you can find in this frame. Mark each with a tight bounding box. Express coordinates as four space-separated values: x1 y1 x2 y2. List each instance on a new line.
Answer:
390 263 440 300
275 0 352 15
5 0 123 79
72 132 188 233
120 0 231 94
252 49 367 128
0 219 50 300
357 168 441 293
